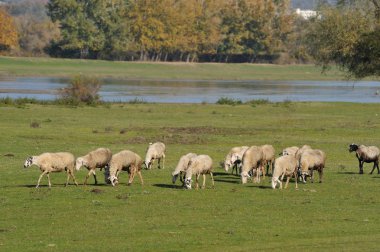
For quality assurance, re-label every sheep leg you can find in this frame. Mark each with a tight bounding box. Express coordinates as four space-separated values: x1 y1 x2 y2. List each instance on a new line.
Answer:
369 161 378 174
36 170 48 188
137 170 144 185
157 158 161 169
92 170 98 185
162 154 165 169
47 173 51 188
128 167 136 185
84 169 96 185
318 168 323 183
256 167 261 183
284 176 291 189
195 174 200 190
261 163 266 179
67 170 78 186
202 174 206 189
359 160 364 174
310 169 314 183
210 172 214 188
231 163 236 175
180 171 184 184
294 171 298 189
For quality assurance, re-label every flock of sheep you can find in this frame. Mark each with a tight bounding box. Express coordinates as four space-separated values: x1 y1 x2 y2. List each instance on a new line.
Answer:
23 141 380 189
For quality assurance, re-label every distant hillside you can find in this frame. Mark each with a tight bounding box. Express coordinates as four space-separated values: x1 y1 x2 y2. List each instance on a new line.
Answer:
0 0 337 10
2 0 337 10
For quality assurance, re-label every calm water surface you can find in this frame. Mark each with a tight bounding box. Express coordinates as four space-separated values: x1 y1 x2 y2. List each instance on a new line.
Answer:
0 77 379 103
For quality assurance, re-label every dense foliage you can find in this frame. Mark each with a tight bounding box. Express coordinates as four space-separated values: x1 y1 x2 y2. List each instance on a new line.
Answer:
44 0 296 63
305 0 380 78
0 8 18 52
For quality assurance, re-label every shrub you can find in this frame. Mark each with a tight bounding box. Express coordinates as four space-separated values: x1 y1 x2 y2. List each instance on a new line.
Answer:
58 75 101 105
216 97 243 105
128 97 147 104
246 99 270 105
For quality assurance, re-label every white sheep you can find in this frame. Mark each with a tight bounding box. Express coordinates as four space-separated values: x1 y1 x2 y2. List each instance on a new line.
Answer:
272 155 298 189
144 142 166 169
282 146 299 157
295 145 312 161
75 148 112 185
184 155 214 189
349 143 380 174
225 146 249 175
108 150 144 186
24 152 78 188
299 149 326 183
172 153 197 185
260 144 275 177
241 146 263 184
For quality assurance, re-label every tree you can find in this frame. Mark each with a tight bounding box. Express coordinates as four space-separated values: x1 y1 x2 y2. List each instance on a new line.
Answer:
0 7 18 52
305 1 380 78
218 0 294 62
47 0 127 58
345 28 380 78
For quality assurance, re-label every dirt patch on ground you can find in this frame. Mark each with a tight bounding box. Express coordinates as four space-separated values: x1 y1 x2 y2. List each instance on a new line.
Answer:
122 134 207 145
163 126 238 135
117 126 254 145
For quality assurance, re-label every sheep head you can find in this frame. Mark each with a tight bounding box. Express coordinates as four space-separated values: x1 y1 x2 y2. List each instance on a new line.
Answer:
75 157 86 171
144 159 153 169
184 178 192 189
109 175 119 186
349 143 359 152
224 161 230 172
172 174 179 184
241 171 250 184
24 156 36 168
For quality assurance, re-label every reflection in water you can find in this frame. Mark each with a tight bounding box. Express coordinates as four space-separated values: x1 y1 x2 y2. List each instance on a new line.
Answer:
0 77 379 103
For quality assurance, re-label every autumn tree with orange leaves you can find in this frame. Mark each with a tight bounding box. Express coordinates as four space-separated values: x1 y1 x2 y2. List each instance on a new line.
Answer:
0 8 18 53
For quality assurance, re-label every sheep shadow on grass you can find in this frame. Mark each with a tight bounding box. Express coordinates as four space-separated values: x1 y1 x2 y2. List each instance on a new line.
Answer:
337 171 358 175
153 184 185 190
5 183 74 188
247 185 273 190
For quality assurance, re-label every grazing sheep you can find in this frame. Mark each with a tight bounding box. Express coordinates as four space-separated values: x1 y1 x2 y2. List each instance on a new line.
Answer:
282 146 299 157
75 148 112 185
172 153 197 185
224 146 249 175
241 146 263 184
184 155 214 190
272 155 298 189
108 150 144 186
24 152 78 188
294 145 312 181
145 142 166 169
295 145 312 161
299 149 326 183
260 144 275 176
349 144 380 174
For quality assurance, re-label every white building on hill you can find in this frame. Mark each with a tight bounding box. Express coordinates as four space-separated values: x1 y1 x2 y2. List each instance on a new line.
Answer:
295 8 318 19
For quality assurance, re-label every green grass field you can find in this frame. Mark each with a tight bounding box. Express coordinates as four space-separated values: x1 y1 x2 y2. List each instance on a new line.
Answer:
0 56 347 81
0 102 379 251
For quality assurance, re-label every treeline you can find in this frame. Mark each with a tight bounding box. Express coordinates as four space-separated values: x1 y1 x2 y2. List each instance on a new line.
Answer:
0 0 379 77
2 0 304 63
46 0 298 63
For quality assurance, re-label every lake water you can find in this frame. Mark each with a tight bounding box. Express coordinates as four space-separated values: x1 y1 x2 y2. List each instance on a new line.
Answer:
0 77 379 103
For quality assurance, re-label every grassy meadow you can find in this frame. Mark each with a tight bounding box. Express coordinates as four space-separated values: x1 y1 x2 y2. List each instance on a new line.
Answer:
0 102 380 251
0 56 347 81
